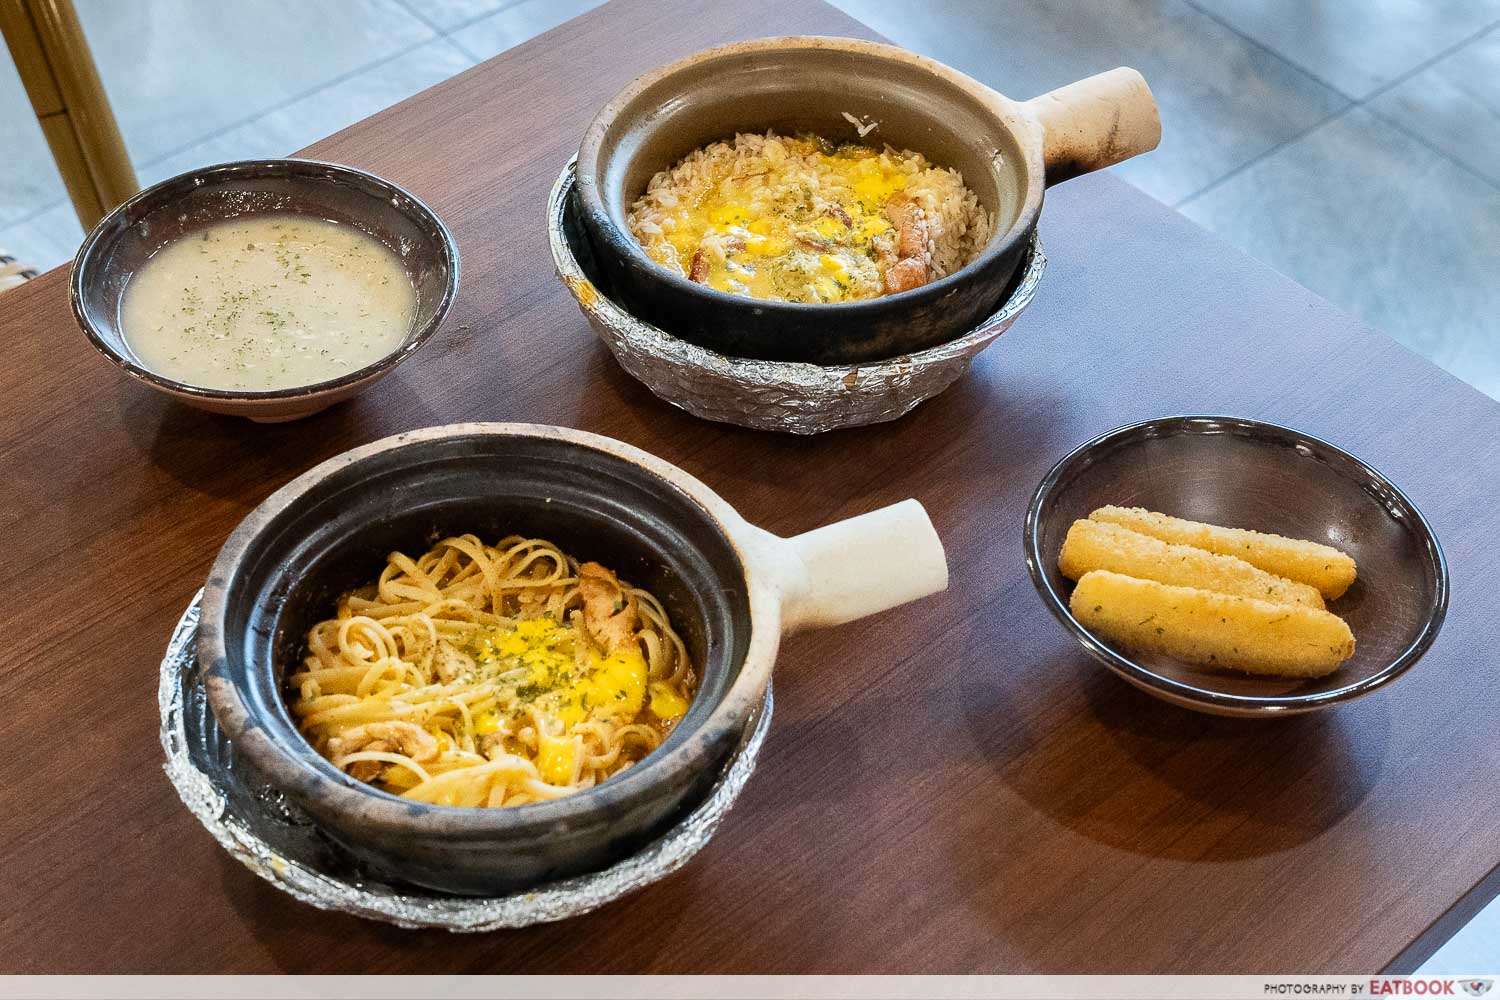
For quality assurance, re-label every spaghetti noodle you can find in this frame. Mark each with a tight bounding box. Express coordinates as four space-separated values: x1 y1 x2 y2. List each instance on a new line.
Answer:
288 534 697 808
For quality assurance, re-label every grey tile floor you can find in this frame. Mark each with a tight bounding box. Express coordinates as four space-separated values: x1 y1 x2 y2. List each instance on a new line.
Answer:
0 0 595 266
0 0 1496 971
831 0 1500 408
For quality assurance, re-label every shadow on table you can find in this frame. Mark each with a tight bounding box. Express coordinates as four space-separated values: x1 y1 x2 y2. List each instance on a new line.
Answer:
604 363 1079 540
970 645 1391 863
212 839 703 973
118 371 441 503
765 594 1391 867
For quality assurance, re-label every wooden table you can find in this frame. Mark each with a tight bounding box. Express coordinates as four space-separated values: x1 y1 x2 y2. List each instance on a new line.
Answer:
3 0 1497 975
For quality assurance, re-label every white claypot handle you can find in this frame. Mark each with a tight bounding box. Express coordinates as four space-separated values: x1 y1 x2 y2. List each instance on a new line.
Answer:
1020 67 1161 186
779 499 949 633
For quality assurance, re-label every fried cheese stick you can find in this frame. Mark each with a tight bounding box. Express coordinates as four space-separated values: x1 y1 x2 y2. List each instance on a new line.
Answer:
1058 518 1325 609
1070 570 1355 677
1089 506 1358 600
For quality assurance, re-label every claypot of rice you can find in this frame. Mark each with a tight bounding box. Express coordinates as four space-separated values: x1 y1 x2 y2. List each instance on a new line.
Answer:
576 36 1160 365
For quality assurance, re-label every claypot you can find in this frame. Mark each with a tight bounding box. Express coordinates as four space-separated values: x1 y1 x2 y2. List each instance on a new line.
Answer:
576 36 1159 365
201 423 948 893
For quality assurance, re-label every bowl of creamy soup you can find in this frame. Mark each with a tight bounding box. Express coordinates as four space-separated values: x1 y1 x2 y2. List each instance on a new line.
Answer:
71 159 458 422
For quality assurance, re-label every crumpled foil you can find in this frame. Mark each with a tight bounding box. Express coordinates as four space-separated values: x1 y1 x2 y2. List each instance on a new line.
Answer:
158 590 773 930
548 159 1046 434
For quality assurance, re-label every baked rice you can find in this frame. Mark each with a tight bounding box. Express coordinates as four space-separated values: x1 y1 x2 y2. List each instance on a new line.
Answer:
627 131 992 304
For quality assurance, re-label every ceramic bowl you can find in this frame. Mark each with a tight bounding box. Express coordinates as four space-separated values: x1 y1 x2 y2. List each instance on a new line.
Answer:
576 35 1158 365
1024 415 1448 717
71 159 459 423
200 423 948 893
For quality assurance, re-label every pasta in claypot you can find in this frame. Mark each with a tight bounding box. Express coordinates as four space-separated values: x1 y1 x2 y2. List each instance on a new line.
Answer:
288 534 696 808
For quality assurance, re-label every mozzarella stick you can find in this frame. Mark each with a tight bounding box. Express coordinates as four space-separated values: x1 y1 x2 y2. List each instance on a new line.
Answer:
1070 570 1355 677
1089 506 1357 600
1058 519 1325 609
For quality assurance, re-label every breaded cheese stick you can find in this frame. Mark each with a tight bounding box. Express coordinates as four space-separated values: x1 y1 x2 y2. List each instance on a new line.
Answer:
1058 519 1325 609
1070 570 1355 677
1089 506 1357 600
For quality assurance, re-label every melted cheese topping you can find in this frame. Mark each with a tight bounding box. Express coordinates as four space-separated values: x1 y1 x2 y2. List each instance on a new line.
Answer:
644 136 914 303
457 618 690 786
470 619 649 729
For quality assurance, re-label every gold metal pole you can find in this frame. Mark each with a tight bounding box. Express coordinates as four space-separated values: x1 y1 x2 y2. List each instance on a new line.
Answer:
0 0 138 230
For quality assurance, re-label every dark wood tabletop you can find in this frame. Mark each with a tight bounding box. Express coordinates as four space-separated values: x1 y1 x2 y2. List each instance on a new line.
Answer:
2 0 1497 975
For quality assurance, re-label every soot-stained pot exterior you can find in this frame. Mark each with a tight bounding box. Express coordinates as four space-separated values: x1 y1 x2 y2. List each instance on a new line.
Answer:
576 36 1159 365
200 423 948 894
550 159 1049 434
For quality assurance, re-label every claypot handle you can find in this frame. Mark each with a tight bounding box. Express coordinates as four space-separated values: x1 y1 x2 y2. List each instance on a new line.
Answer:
1020 67 1161 186
777 499 949 633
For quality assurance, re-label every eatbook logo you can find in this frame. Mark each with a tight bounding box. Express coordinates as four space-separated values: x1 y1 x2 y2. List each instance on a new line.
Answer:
1461 982 1493 997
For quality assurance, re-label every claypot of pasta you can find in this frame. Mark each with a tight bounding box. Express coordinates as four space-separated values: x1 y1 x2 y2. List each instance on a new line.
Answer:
201 423 948 895
575 36 1159 365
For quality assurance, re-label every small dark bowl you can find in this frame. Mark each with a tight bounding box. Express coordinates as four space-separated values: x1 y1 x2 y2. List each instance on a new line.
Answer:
1024 416 1448 716
72 159 459 422
577 37 1159 365
200 423 949 894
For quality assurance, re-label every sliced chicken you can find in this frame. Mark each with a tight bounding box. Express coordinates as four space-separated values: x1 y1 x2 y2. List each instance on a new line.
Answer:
881 193 930 294
329 721 439 781
577 561 640 653
883 257 928 295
